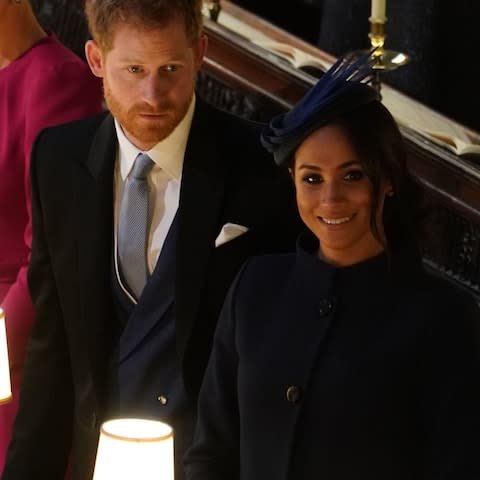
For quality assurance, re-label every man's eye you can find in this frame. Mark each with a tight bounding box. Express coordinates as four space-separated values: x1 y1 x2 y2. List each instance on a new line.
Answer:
302 174 322 185
163 64 178 73
344 170 364 181
127 66 143 73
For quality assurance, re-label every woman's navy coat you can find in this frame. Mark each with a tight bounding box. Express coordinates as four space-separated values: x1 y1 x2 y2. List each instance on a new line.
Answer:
185 235 480 480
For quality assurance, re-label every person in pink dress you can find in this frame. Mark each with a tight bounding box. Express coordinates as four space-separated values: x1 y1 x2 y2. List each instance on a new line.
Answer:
0 0 103 472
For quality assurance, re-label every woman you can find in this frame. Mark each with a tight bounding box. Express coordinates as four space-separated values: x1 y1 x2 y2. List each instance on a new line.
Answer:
0 0 102 471
184 55 480 479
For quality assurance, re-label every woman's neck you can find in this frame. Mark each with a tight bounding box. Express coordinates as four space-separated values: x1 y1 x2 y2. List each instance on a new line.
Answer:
0 5 47 69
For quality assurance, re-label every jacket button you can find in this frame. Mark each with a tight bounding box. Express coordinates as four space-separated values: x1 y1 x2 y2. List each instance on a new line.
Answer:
286 385 302 404
318 298 334 317
157 395 168 405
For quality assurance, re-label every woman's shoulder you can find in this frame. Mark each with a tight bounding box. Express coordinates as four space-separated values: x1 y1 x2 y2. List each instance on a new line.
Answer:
25 34 84 66
243 252 297 280
400 266 480 339
412 267 477 310
232 253 297 299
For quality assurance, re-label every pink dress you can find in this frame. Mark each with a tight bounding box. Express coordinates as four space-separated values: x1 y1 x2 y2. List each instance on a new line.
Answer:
0 33 103 472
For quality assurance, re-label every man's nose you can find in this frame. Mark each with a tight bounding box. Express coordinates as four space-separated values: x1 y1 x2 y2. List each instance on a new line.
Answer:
141 74 167 105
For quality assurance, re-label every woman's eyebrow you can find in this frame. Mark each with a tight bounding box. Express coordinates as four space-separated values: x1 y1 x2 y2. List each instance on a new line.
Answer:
297 160 361 171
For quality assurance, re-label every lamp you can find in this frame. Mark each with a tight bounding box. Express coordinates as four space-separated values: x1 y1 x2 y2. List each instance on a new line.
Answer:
0 308 12 404
93 418 174 480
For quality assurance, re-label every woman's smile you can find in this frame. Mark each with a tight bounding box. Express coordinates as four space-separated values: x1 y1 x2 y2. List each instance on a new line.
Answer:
318 213 356 225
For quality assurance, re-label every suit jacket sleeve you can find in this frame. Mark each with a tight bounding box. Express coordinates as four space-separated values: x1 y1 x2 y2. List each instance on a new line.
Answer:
2 57 102 375
2 129 75 479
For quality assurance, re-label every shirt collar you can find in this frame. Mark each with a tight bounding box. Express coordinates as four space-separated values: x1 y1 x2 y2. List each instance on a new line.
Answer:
115 94 196 181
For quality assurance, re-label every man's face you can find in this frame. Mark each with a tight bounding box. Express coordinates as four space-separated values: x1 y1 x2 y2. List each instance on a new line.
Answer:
86 19 207 150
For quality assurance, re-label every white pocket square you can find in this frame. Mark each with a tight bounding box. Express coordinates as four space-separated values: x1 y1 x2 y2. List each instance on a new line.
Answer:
215 223 249 247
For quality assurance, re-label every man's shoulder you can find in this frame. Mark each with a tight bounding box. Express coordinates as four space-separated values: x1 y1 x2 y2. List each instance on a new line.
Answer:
36 111 111 151
194 99 268 153
196 98 264 132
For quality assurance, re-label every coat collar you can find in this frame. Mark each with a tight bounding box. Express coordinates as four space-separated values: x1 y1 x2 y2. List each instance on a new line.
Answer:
76 113 118 400
84 112 117 180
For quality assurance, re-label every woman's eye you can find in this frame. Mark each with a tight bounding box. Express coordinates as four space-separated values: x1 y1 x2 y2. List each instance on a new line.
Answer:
344 170 364 181
127 65 143 74
302 174 322 185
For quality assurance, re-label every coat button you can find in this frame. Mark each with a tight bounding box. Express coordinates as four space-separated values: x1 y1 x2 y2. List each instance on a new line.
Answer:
286 385 302 404
157 395 168 405
317 297 334 317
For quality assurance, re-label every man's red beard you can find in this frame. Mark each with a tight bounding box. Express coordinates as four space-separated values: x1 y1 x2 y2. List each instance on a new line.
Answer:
103 80 191 148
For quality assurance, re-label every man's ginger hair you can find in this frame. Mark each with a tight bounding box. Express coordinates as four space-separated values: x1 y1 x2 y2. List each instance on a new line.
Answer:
84 0 203 51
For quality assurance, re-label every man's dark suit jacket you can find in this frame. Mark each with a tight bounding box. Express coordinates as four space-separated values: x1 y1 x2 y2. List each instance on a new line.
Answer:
2 99 300 479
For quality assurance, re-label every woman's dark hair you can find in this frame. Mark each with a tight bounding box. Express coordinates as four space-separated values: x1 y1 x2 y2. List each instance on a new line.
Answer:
309 100 423 255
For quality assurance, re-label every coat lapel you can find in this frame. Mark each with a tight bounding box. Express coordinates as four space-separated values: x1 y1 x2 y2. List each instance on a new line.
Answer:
174 101 226 359
75 113 117 391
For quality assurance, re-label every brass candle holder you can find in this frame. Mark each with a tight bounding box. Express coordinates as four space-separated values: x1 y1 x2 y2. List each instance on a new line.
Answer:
364 17 410 99
205 0 221 22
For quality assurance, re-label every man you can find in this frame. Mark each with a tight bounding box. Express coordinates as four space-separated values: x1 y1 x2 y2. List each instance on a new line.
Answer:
2 1 299 479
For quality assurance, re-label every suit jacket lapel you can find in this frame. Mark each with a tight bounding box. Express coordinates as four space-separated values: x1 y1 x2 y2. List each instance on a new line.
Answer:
175 101 226 359
76 113 117 392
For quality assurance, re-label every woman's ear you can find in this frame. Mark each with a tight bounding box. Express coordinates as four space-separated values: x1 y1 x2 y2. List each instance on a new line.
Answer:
382 179 394 198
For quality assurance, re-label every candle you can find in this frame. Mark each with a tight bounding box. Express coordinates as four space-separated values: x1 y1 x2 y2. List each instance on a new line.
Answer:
371 0 386 22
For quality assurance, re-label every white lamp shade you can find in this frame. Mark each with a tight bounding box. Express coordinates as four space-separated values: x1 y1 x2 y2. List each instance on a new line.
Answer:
93 418 174 480
0 309 12 404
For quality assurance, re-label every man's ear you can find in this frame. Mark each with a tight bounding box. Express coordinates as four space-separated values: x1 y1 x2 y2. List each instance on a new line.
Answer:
193 34 208 71
85 40 105 78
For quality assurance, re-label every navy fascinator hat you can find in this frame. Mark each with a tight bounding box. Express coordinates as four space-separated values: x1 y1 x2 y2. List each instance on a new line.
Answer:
261 51 378 166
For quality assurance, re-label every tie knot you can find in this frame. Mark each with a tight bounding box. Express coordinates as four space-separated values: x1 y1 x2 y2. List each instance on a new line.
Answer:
131 153 154 179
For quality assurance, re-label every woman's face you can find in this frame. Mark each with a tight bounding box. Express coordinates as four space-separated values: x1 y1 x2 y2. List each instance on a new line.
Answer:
292 125 391 266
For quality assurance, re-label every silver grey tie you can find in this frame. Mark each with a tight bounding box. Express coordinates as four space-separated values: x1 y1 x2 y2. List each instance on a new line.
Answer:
118 153 154 299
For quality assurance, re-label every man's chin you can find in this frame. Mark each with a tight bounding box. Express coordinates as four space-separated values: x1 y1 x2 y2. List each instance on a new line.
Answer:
124 122 176 148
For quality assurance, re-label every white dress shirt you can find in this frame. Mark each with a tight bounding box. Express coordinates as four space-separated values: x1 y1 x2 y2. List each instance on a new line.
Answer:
114 95 195 290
